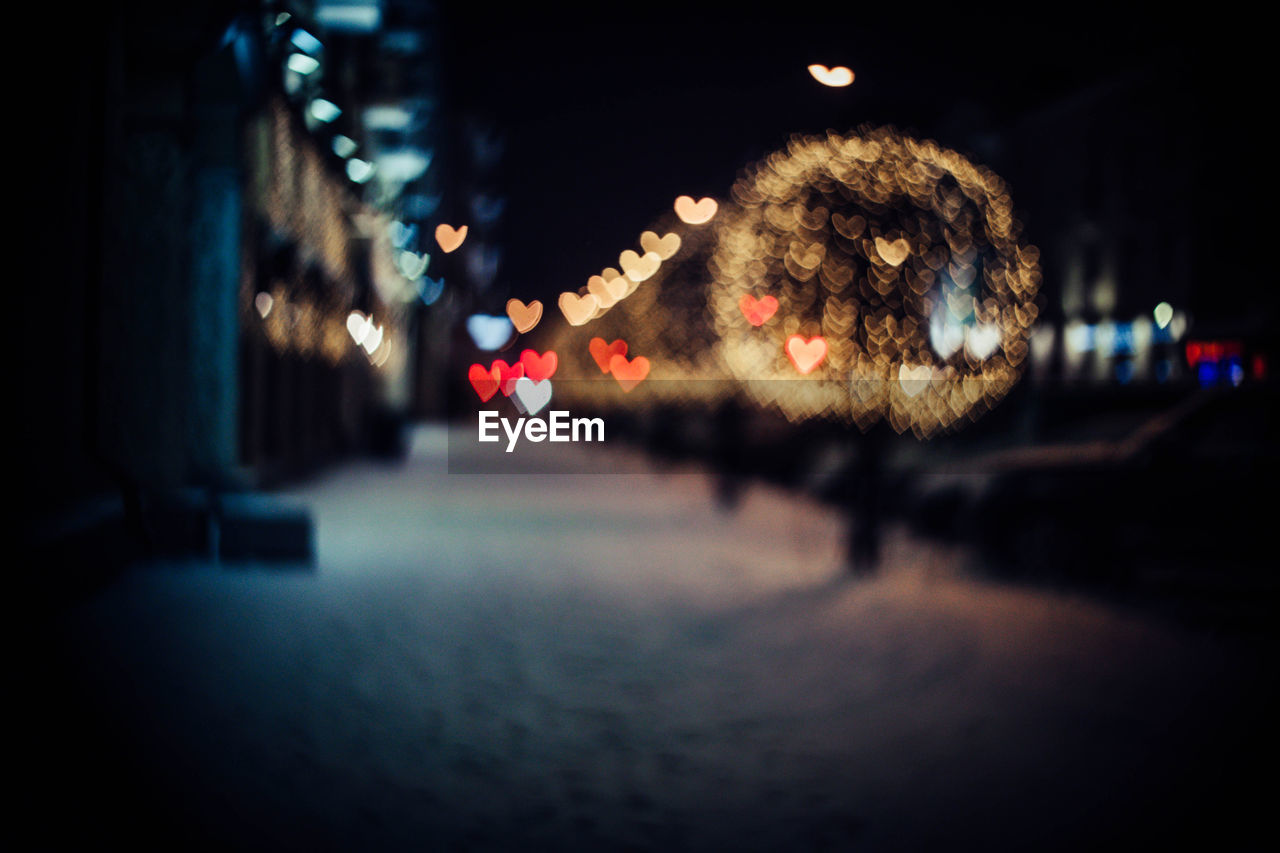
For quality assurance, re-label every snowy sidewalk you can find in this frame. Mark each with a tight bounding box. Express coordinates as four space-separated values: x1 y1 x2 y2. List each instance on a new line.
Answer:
45 426 1273 850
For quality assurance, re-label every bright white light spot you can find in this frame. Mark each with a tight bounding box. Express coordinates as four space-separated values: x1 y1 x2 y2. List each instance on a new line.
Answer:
275 13 292 27
286 53 319 75
309 98 341 123
1065 321 1093 354
1153 301 1174 329
807 64 855 87
929 308 965 358
965 324 1002 360
376 148 431 183
347 311 372 345
1030 325 1055 364
1095 321 1117 357
1131 316 1153 350
1169 311 1188 341
254 292 273 318
331 134 358 158
898 364 932 397
346 158 375 183
363 106 414 131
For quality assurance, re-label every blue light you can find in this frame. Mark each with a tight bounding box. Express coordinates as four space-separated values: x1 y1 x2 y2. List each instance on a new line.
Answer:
1112 323 1134 356
470 195 507 226
466 314 514 351
418 276 445 306
389 221 417 249
402 194 441 219
291 29 323 55
1197 361 1220 388
1115 361 1134 384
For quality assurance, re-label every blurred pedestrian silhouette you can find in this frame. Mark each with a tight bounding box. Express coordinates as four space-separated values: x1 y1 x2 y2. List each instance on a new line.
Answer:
714 397 746 511
846 424 884 573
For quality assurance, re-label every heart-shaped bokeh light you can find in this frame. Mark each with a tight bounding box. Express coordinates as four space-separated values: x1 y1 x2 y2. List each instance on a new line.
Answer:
739 294 779 327
786 335 828 374
609 354 650 392
586 275 622 309
254 292 274 318
435 223 468 253
347 310 373 345
417 276 445 306
639 231 681 260
506 298 542 334
468 363 500 402
559 291 599 326
362 323 384 355
519 348 558 383
512 376 552 415
490 359 524 397
589 337 628 373
807 64 854 87
466 314 515 351
674 195 718 225
965 324 1002 361
898 363 932 397
874 236 910 267
619 249 661 283
397 250 429 280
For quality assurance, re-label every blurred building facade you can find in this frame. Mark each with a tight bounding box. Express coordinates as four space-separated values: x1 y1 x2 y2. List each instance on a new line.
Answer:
999 63 1272 395
24 0 453 566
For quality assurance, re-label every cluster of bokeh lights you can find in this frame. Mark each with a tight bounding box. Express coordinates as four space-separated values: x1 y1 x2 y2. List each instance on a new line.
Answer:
546 127 1041 438
711 127 1042 436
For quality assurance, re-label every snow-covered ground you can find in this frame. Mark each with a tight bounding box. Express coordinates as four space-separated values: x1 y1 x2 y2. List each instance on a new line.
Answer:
44 426 1273 850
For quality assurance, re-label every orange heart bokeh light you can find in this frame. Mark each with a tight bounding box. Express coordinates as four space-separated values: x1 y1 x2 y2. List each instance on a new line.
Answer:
589 337 628 373
610 354 650 392
435 223 468 253
505 298 542 334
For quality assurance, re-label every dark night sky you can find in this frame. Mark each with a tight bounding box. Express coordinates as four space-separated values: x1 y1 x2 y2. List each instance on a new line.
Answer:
435 3 1247 310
